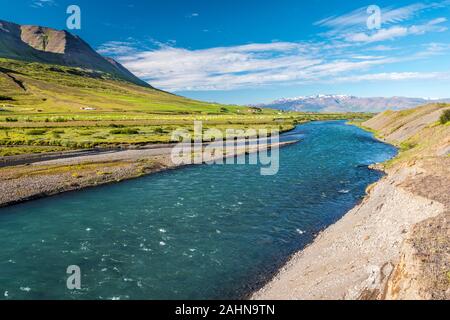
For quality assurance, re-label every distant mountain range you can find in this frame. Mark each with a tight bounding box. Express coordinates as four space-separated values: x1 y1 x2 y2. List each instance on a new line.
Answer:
0 19 149 87
256 95 450 113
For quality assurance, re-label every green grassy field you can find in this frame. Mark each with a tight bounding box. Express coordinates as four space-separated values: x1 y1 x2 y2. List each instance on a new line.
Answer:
0 58 372 155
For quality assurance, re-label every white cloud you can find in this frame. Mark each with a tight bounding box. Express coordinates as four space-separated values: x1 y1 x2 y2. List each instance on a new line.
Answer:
97 41 138 56
186 13 200 18
344 18 447 43
316 1 450 42
99 40 404 91
334 71 450 82
345 26 408 43
31 0 56 8
409 17 448 34
369 45 396 51
315 2 445 30
315 5 414 29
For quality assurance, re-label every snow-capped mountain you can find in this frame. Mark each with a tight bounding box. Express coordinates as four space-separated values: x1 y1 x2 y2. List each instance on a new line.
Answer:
257 95 450 113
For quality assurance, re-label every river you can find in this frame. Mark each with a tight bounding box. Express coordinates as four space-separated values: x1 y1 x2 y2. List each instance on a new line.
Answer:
0 121 397 300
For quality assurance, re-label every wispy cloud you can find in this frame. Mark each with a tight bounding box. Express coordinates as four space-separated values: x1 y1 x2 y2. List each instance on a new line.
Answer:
316 3 428 30
316 1 448 30
105 42 324 90
30 0 56 8
333 71 450 83
344 18 447 43
316 1 450 42
186 13 200 18
98 41 139 56
97 38 448 91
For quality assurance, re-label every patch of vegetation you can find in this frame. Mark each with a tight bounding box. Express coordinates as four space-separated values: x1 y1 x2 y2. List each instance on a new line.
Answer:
0 146 68 157
109 124 125 128
78 131 94 136
400 141 418 151
110 128 140 135
27 129 47 136
52 117 69 123
153 127 166 134
440 109 450 125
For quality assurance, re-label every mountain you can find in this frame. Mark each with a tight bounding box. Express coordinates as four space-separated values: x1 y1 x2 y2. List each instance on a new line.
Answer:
257 94 450 113
0 19 148 87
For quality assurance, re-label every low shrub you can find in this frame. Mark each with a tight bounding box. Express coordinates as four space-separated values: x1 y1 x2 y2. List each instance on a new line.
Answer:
400 141 417 151
78 131 94 136
109 124 125 128
440 109 450 125
110 128 140 135
27 129 47 136
153 127 165 134
54 117 68 122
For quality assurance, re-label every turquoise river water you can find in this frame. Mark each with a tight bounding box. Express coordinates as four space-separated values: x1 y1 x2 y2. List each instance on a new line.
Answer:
0 121 397 300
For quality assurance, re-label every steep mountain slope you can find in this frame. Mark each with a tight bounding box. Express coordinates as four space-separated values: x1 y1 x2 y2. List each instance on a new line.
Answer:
258 95 450 113
0 19 148 87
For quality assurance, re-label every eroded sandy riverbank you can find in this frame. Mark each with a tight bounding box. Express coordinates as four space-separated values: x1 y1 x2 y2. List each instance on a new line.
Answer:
253 104 450 300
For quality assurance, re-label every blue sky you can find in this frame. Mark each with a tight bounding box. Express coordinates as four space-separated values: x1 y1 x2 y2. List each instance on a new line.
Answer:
1 0 450 104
